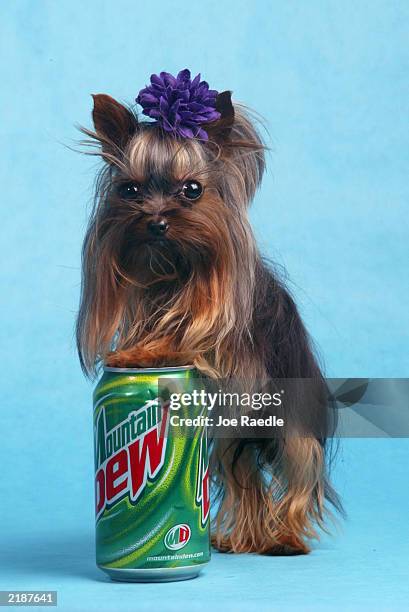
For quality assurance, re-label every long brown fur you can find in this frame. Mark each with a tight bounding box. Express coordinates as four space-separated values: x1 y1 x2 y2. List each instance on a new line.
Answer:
77 91 342 555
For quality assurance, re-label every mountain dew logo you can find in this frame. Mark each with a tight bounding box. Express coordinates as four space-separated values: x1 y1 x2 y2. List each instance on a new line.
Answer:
196 432 210 526
94 399 169 520
164 524 191 550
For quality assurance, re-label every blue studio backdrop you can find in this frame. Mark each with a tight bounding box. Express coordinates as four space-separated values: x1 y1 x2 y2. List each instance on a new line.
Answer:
1 1 408 610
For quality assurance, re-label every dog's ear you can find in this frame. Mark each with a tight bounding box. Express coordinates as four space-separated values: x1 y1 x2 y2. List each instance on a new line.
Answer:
204 91 235 143
91 94 138 160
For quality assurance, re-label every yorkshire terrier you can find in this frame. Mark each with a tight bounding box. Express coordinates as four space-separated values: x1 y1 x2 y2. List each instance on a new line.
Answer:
77 69 341 555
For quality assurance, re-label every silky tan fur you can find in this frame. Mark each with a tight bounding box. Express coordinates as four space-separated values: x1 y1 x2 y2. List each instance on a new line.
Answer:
77 91 341 555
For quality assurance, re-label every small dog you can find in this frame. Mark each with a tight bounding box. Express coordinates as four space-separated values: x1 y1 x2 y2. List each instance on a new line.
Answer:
77 69 341 555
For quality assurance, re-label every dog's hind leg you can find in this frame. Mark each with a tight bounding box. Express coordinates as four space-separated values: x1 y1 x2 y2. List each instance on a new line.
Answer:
211 436 327 555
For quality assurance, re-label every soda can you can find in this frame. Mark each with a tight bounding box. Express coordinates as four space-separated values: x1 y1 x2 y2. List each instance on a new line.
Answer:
93 365 210 582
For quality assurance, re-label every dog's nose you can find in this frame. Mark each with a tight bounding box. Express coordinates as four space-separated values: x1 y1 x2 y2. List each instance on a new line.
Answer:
147 219 169 236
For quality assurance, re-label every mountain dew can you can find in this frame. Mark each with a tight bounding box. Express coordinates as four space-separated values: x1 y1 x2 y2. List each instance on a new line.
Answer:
93 365 210 582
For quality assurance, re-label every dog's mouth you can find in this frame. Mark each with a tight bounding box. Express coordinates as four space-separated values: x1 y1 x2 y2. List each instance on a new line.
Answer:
144 236 169 247
118 233 190 284
116 220 214 284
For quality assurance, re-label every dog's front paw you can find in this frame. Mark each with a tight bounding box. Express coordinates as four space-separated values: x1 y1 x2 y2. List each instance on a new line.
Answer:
105 348 146 368
105 344 197 369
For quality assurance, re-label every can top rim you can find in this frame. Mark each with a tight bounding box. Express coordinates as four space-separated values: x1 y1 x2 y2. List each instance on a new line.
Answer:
103 365 195 374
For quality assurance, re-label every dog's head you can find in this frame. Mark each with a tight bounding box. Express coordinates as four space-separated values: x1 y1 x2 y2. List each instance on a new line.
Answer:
77 81 266 374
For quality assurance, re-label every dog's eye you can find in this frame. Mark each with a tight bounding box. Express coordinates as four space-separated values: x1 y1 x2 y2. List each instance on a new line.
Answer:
182 180 203 201
118 182 141 199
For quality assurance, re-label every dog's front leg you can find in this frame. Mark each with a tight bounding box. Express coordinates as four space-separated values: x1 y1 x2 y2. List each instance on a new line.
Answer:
106 339 197 369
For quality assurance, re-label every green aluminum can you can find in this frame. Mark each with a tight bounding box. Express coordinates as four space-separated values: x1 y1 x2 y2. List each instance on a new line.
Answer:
93 365 210 582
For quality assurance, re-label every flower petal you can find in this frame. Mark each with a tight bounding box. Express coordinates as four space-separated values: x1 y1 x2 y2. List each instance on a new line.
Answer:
159 96 169 113
196 127 209 140
150 74 164 86
177 68 191 82
178 125 194 138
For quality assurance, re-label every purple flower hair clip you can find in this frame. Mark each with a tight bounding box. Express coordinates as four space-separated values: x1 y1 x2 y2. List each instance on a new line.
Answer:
136 69 222 140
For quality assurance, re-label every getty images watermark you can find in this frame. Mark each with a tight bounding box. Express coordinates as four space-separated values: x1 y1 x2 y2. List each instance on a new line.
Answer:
168 388 285 428
158 378 409 438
